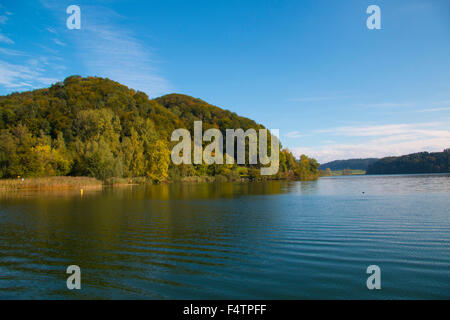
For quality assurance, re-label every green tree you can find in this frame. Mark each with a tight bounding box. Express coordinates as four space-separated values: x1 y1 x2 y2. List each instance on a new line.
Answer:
29 145 71 176
77 139 123 180
122 128 146 177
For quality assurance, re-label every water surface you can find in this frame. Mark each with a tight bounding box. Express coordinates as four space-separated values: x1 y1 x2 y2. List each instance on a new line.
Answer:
0 174 449 299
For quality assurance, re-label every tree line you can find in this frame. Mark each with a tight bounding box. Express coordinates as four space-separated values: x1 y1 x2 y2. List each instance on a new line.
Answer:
366 150 449 175
0 76 319 182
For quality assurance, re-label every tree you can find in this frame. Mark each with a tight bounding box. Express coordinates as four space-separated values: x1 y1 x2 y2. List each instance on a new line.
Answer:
145 139 170 182
29 145 71 176
122 128 145 177
78 139 123 180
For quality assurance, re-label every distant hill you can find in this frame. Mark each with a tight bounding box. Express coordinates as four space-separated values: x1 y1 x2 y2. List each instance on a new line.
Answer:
319 158 378 171
366 150 450 175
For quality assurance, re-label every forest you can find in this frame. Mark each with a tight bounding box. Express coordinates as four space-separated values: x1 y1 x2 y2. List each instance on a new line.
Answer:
0 76 319 183
366 150 450 175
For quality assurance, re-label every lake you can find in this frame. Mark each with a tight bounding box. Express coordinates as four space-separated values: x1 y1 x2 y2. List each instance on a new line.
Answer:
0 174 449 299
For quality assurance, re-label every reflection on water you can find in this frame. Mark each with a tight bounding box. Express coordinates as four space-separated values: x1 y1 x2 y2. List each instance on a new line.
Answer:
0 175 449 299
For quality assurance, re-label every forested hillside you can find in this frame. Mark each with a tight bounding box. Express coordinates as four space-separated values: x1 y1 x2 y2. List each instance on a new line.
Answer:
319 158 378 171
0 76 319 182
366 150 449 174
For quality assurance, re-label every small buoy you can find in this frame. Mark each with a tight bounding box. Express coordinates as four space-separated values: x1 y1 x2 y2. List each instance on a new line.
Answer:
362 191 365 194
80 189 84 196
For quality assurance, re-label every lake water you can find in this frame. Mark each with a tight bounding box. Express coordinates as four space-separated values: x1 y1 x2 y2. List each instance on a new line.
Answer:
0 174 449 299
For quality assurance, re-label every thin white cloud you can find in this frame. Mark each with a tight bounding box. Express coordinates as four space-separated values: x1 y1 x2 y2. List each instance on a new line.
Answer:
287 94 350 102
356 100 450 110
67 5 171 97
293 122 450 163
36 76 59 85
0 1 171 96
27 58 39 66
316 122 443 137
289 97 333 102
357 102 413 108
0 4 66 93
0 61 37 88
416 107 450 113
0 47 27 56
0 33 14 44
293 138 449 163
285 131 303 138
52 38 66 46
36 44 59 54
0 60 59 90
46 27 57 34
0 12 12 43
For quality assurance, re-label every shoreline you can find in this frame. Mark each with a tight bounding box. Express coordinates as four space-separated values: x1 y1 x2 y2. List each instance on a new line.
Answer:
0 174 319 193
0 177 103 192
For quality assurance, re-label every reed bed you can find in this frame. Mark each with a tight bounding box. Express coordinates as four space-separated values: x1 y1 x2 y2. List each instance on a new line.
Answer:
0 177 102 191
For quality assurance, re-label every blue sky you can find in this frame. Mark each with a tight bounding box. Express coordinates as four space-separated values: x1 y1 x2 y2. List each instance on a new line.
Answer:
0 0 449 162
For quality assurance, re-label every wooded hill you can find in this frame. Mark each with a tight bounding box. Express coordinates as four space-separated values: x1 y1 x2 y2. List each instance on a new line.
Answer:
366 150 450 175
0 76 319 182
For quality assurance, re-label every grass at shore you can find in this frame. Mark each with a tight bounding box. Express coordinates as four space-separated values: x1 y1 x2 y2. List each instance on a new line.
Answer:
0 176 228 191
332 169 366 176
1 172 318 192
319 169 366 177
0 177 102 191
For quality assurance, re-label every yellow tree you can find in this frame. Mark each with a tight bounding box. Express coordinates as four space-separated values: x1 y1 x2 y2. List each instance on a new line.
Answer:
145 139 170 182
